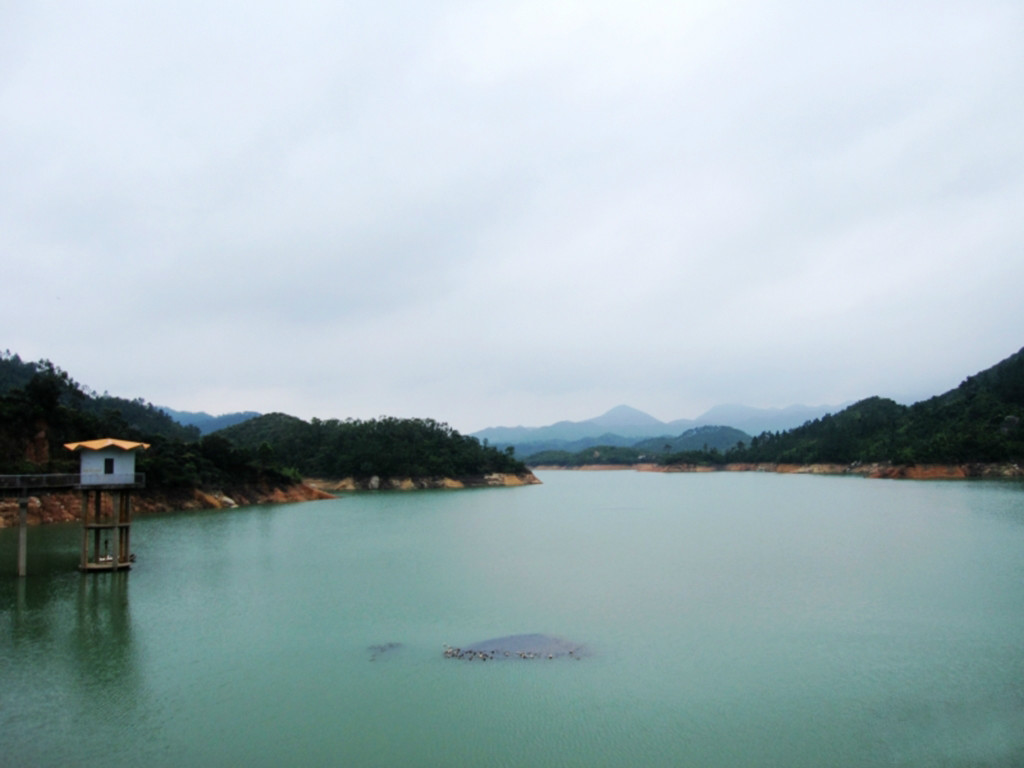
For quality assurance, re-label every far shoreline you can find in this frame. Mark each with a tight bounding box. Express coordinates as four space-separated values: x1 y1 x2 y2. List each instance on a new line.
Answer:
530 462 1024 480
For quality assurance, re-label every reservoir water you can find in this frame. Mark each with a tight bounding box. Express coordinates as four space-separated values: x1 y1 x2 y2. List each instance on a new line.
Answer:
2 470 1024 767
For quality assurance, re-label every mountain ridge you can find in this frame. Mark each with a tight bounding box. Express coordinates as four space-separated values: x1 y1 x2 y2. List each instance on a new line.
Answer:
160 406 262 435
472 402 842 450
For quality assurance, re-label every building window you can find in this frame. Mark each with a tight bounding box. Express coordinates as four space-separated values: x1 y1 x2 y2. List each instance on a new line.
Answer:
104 458 114 474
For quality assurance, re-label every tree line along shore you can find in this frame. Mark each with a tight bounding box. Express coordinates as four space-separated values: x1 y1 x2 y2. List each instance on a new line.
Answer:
2 343 1022 526
0 353 535 526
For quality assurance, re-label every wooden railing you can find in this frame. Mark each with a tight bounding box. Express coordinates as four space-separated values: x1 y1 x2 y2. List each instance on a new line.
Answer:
0 473 145 492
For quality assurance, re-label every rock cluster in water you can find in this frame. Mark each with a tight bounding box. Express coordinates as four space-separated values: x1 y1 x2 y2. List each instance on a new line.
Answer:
443 633 586 661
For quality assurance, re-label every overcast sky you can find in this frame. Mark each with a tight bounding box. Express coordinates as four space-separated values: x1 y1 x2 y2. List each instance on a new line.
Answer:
2 1 1022 434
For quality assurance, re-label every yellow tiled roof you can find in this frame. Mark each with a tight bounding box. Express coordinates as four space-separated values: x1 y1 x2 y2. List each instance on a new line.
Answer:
64 438 151 452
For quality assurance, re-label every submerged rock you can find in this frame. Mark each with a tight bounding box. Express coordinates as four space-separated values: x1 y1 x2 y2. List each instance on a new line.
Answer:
443 633 587 661
368 642 403 661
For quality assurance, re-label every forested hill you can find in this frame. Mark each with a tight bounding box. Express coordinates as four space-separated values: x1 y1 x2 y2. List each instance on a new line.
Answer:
1 352 199 444
0 352 525 489
666 346 1024 467
0 354 296 488
214 413 526 479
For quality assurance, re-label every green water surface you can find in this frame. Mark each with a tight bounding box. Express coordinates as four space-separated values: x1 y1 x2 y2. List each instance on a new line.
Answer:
2 471 1024 767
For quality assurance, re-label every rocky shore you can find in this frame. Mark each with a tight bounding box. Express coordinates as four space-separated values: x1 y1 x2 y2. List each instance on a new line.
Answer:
0 482 334 528
0 471 541 528
531 464 660 472
306 471 541 492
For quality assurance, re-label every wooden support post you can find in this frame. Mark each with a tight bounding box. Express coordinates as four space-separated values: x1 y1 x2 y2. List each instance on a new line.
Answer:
92 491 101 569
80 491 89 570
122 492 132 566
17 496 28 577
112 491 120 566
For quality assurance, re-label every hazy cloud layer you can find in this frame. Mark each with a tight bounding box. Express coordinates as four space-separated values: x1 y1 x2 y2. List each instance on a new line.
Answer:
3 0 1022 432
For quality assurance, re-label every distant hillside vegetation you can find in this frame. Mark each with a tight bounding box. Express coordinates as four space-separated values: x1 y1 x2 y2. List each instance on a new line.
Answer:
522 425 750 465
513 433 648 457
632 425 751 454
666 346 1024 466
215 413 527 479
525 445 650 467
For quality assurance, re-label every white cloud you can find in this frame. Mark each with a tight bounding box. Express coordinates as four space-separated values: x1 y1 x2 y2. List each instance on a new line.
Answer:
2 0 1022 433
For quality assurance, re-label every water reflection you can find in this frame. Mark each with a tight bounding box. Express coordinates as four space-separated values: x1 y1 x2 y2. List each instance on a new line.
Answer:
2 568 140 720
72 573 138 696
5 570 76 649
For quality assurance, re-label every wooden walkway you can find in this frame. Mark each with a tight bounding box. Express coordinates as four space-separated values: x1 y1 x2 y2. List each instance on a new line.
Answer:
2 473 144 576
0 473 80 494
0 473 144 493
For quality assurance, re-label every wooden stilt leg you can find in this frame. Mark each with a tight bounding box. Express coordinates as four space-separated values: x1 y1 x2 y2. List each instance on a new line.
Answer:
81 491 89 571
124 493 132 565
17 497 28 577
112 492 121 566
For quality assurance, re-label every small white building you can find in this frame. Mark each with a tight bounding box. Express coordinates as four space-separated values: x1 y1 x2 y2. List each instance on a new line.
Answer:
64 438 149 486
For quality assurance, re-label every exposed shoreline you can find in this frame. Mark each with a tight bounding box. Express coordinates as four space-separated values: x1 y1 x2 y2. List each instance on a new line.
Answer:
0 481 335 528
531 462 1024 479
306 471 540 492
0 471 541 528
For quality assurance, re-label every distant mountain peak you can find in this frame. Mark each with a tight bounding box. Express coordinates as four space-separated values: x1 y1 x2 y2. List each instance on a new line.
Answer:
588 405 664 427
